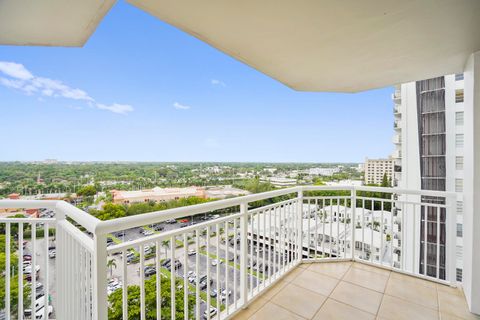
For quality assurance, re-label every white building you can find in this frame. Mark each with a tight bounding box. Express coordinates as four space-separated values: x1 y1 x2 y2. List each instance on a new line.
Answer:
364 158 395 185
392 74 465 281
261 176 297 187
307 167 340 176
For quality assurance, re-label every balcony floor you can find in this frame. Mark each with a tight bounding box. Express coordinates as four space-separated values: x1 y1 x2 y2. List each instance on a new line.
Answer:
233 261 478 320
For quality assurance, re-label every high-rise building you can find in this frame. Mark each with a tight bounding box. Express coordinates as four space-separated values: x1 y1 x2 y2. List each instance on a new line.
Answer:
364 157 395 185
392 74 464 281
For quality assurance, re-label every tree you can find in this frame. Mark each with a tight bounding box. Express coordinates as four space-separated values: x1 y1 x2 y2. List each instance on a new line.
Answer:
76 185 97 197
381 173 390 188
161 240 170 258
108 275 195 319
107 258 117 277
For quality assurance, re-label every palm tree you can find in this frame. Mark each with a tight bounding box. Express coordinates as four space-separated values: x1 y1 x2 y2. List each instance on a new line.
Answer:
107 258 117 277
162 240 170 258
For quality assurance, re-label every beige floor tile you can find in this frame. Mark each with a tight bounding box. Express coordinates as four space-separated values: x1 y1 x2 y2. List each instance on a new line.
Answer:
249 302 306 320
436 284 464 297
438 290 480 320
330 281 383 315
272 283 327 319
308 261 352 279
377 295 438 320
351 262 391 277
313 298 375 320
385 275 438 309
292 269 339 296
233 296 269 320
343 267 389 293
388 271 437 289
298 263 310 269
260 280 288 300
283 267 305 282
440 313 467 320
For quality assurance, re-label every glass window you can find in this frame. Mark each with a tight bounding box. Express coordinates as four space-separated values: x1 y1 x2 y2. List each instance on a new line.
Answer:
456 156 464 170
456 134 464 148
456 112 464 126
455 179 463 192
457 223 463 237
456 89 464 103
455 74 464 81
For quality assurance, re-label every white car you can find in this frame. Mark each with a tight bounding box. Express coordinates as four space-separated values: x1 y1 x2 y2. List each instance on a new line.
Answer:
48 249 56 259
23 264 40 274
188 249 196 256
35 305 53 319
24 295 46 317
203 307 217 319
211 259 222 266
143 229 154 236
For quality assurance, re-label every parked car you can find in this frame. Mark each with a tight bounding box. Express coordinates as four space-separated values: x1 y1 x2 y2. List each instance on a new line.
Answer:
165 219 177 224
144 266 156 277
210 289 218 298
48 249 56 259
203 307 217 319
188 249 196 256
34 305 53 319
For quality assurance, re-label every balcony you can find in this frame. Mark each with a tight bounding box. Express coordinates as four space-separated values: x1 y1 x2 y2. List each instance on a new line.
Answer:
392 91 401 103
0 186 473 320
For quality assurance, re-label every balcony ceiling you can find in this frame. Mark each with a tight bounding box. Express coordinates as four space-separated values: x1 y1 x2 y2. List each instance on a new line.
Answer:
127 0 480 92
1 1 480 92
0 0 115 47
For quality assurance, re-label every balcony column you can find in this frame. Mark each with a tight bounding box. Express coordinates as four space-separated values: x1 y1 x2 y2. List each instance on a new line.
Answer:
463 50 480 315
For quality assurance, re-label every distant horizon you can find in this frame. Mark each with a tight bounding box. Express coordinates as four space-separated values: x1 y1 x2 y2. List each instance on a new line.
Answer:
0 160 363 165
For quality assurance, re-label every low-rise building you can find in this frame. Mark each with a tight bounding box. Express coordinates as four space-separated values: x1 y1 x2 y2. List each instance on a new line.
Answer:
111 186 206 204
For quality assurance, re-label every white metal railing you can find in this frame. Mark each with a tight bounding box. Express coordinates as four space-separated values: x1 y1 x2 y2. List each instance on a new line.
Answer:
0 186 457 319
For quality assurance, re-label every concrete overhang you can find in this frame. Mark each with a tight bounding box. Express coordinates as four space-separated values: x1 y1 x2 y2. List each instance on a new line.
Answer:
0 0 115 47
127 0 480 92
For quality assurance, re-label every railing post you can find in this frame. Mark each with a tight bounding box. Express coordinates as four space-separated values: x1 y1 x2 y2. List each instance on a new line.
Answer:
55 203 66 319
351 187 356 260
239 202 249 307
297 189 303 261
446 193 457 284
93 231 108 320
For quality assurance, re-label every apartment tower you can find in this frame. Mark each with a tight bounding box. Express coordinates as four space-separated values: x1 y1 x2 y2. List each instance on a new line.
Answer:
392 74 464 281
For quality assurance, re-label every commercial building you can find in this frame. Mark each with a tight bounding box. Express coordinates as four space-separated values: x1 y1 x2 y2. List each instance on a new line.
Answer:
364 158 394 185
111 186 206 204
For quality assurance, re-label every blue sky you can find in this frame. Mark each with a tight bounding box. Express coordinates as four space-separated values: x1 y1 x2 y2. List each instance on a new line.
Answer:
0 2 394 163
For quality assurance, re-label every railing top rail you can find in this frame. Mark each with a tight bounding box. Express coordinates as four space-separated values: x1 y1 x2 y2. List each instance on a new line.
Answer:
55 201 101 233
0 185 458 235
353 186 457 198
0 199 58 209
0 217 56 223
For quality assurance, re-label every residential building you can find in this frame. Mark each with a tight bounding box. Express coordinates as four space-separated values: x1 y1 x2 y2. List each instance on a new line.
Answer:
364 157 394 185
307 167 340 176
392 74 465 281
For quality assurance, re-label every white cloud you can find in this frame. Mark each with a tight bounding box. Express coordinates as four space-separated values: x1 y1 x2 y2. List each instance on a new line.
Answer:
0 61 34 80
173 102 191 110
0 61 133 115
97 103 134 115
211 79 226 87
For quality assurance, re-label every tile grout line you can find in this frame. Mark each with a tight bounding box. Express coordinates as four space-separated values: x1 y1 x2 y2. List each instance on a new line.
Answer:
374 269 392 316
309 261 353 319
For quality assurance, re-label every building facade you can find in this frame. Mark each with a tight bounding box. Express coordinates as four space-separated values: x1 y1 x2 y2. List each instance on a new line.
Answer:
364 158 394 185
392 74 465 281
